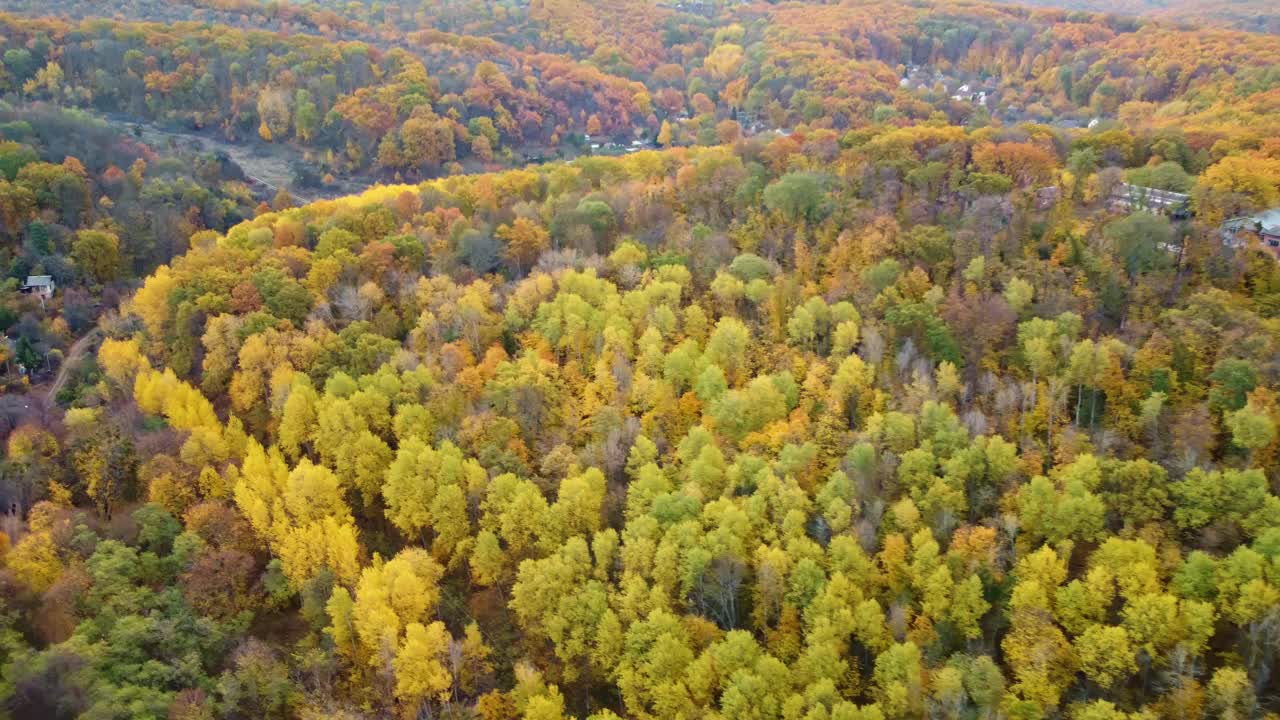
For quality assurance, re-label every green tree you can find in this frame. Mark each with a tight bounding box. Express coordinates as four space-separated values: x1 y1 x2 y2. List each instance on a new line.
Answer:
1208 359 1257 413
763 172 828 223
1226 402 1276 454
1105 213 1172 279
73 229 123 284
383 439 483 561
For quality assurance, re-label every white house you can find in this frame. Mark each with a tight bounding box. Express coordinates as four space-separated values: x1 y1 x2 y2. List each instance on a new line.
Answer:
20 275 55 298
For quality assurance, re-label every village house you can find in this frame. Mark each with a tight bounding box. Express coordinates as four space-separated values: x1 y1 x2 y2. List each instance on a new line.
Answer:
1257 209 1280 250
1222 209 1280 259
19 275 55 299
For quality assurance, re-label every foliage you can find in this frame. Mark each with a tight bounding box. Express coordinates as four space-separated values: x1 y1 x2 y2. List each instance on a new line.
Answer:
2 1 1280 718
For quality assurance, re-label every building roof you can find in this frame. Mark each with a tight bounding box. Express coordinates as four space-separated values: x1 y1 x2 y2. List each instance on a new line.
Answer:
1255 208 1280 233
1113 183 1190 208
23 275 53 287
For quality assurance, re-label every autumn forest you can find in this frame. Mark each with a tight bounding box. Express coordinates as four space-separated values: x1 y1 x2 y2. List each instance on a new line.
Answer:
1 0 1279 719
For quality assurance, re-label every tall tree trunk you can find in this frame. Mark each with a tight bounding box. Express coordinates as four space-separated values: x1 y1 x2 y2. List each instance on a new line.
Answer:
1025 369 1038 449
1045 378 1053 461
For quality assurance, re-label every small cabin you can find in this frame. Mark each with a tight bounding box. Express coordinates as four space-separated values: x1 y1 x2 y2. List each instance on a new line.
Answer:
20 275 55 298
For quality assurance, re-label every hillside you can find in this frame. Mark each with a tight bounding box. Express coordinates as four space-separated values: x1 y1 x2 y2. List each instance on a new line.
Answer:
0 0 1279 183
1 1 1280 720
984 0 1280 34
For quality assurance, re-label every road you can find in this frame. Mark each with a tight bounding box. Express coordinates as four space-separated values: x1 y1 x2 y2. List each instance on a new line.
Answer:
45 330 100 404
0 330 98 435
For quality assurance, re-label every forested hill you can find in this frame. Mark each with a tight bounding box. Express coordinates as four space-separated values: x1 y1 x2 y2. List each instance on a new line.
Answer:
7 128 1280 718
1 1 1280 720
1 0 1279 184
983 0 1280 35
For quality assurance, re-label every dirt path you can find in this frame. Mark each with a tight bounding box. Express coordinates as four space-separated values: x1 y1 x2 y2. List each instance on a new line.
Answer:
45 330 99 403
0 330 97 434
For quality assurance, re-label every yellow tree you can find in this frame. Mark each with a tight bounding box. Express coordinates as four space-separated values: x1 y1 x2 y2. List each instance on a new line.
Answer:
234 442 361 588
395 621 453 715
658 120 673 148
497 217 550 275
383 439 484 562
342 548 444 669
